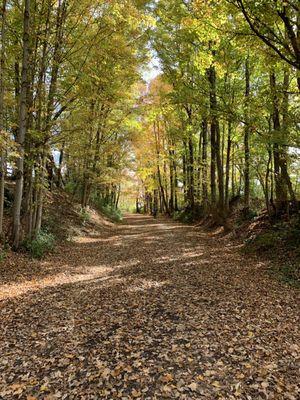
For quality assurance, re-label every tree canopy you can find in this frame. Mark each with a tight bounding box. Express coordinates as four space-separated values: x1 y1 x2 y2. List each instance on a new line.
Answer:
0 0 299 246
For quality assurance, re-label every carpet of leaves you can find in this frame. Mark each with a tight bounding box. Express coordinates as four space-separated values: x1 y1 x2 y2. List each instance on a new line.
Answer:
0 215 299 399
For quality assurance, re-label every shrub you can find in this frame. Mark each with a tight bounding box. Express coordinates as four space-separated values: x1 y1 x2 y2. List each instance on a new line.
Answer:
100 204 123 222
173 205 204 223
245 231 280 252
92 197 123 222
244 215 300 286
79 207 91 224
24 230 56 259
0 249 7 263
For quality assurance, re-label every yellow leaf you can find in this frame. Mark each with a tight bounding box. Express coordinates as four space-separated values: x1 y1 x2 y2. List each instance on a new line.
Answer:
188 382 198 391
132 388 141 397
161 373 174 383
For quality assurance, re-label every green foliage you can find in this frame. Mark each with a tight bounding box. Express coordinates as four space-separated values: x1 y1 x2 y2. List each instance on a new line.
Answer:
244 215 300 286
79 208 91 224
270 261 300 289
94 198 123 222
173 206 204 223
102 205 123 223
246 217 300 254
23 231 56 259
65 181 78 196
245 231 279 252
0 248 8 263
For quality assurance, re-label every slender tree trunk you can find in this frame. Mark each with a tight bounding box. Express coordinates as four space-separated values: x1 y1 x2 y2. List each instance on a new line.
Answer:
44 0 67 137
207 67 217 211
153 121 169 214
265 148 272 216
34 154 46 234
169 149 174 214
231 143 235 198
208 65 224 220
270 71 287 213
0 0 7 240
196 125 202 201
201 117 208 210
182 148 187 204
174 158 178 211
225 120 232 210
116 184 121 209
244 56 250 212
216 122 224 218
188 135 194 209
281 68 296 203
12 0 30 249
58 142 65 187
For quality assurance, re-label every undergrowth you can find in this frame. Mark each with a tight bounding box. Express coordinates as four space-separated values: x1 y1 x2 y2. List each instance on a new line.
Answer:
0 248 8 263
23 230 56 259
244 215 300 287
173 205 204 223
79 208 91 224
93 198 123 222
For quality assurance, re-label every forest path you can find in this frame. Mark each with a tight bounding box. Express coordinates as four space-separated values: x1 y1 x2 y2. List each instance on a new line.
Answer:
0 214 299 399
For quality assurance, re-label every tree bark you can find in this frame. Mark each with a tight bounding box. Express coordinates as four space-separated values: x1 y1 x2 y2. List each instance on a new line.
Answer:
244 56 250 212
0 0 7 240
225 120 232 211
12 0 30 249
201 117 208 210
270 71 287 213
208 65 224 220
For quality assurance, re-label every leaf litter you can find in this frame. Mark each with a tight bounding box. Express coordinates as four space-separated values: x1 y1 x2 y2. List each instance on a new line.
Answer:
0 214 299 399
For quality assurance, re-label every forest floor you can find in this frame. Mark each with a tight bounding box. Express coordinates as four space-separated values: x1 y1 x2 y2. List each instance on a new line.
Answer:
0 214 299 399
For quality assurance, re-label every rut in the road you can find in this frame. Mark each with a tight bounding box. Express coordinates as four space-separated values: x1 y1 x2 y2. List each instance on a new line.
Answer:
0 215 299 399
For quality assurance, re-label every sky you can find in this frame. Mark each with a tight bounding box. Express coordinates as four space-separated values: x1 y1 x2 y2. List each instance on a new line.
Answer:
142 53 161 83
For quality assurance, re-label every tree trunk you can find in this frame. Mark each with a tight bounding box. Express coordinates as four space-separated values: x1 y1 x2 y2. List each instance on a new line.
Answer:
196 124 202 201
182 149 187 204
225 120 232 211
281 68 296 203
270 71 287 213
244 57 250 212
12 0 30 249
208 65 224 221
169 149 175 214
154 121 169 214
188 135 195 209
58 142 65 187
207 67 217 211
0 0 6 240
201 117 208 210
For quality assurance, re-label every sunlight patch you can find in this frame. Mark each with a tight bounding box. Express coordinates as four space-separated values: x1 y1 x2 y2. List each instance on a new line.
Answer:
127 279 169 292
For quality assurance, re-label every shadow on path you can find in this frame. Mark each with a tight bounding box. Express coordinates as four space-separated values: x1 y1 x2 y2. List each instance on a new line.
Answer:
0 214 299 399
